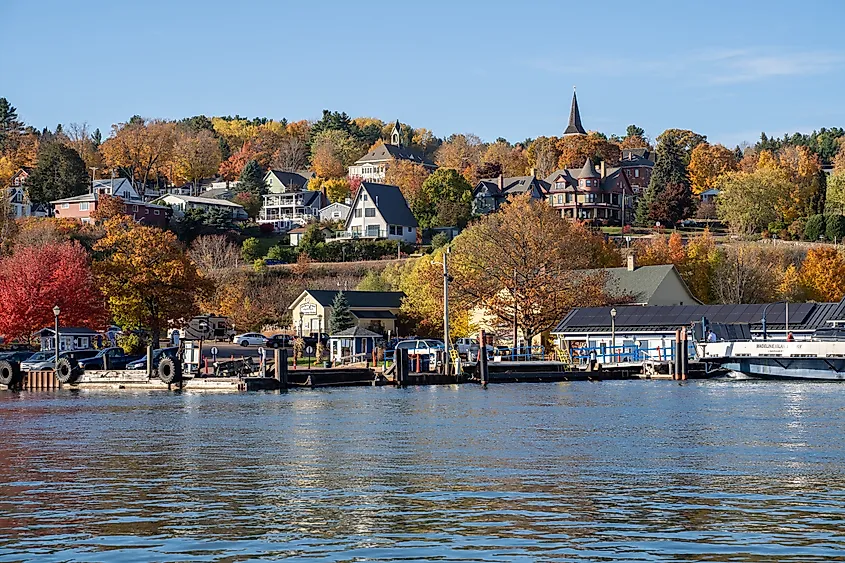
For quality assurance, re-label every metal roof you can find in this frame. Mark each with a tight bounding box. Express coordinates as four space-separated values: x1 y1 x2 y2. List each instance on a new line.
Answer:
295 290 405 309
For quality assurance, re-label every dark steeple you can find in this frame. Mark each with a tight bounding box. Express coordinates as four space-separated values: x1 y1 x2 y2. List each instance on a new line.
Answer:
564 88 586 136
577 157 600 179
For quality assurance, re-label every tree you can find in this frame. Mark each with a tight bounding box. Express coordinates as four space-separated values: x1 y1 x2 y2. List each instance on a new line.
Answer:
94 218 212 347
688 143 737 195
804 214 826 241
648 182 695 225
0 98 23 152
311 129 366 178
272 120 311 171
556 132 621 169
357 270 391 291
826 172 845 215
189 235 241 281
656 129 707 164
329 291 354 333
800 247 845 302
218 141 257 180
526 136 561 178
100 119 176 195
0 241 108 343
322 177 350 203
384 160 431 212
482 141 528 177
241 237 262 262
417 168 474 228
626 125 645 138
232 192 261 219
450 193 619 343
713 246 783 304
826 214 845 243
636 135 690 226
171 129 222 194
237 159 267 195
26 142 89 204
716 168 793 234
91 193 128 223
63 122 104 172
435 134 484 174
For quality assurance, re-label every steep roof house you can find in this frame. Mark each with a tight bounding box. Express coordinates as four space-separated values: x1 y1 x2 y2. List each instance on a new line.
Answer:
472 174 549 215
264 170 312 193
288 289 406 335
545 157 634 225
340 182 418 243
92 178 141 201
348 121 436 182
258 189 326 233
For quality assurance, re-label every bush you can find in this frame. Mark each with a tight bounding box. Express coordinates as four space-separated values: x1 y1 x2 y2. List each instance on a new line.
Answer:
305 240 413 262
266 244 297 263
253 258 268 273
804 214 826 241
431 232 451 249
825 214 845 243
242 237 261 262
259 223 275 235
788 218 806 241
117 333 144 355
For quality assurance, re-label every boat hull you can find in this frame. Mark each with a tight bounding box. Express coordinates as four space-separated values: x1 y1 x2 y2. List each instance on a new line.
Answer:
700 341 845 381
718 358 845 381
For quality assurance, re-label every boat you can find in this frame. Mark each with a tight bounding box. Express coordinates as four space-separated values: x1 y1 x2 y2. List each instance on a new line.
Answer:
698 338 845 381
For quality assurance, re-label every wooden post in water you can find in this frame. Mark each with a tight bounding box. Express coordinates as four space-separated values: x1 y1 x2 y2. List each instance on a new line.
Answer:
680 328 688 381
478 330 489 386
146 345 153 380
673 329 681 380
396 348 408 386
274 348 288 389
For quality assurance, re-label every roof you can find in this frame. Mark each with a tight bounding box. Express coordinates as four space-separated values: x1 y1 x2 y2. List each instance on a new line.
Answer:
320 202 351 212
92 178 134 191
37 327 100 336
294 290 405 309
578 158 600 179
563 91 586 135
700 188 721 196
266 170 310 190
300 190 324 208
553 300 845 334
157 194 245 209
474 176 549 199
360 182 418 227
545 165 628 193
330 326 383 338
354 143 435 166
288 226 308 234
601 264 692 305
351 310 397 319
51 193 97 204
200 187 233 199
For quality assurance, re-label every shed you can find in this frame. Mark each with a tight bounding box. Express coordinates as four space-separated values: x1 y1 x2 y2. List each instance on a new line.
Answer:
37 327 101 352
329 326 382 363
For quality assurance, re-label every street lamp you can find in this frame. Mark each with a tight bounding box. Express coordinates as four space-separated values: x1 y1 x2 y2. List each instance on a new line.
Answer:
610 307 617 362
299 312 304 338
52 305 61 369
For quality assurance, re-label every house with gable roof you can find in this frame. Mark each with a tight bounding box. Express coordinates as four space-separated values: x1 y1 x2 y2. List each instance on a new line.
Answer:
348 120 436 182
472 174 549 215
544 157 634 224
336 182 417 242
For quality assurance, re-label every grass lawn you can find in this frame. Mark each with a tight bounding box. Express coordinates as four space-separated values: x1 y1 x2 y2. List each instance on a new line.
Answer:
256 235 287 257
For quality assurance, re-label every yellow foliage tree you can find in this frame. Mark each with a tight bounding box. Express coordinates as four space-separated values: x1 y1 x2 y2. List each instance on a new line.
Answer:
100 119 176 195
482 142 528 177
171 129 222 190
555 132 621 169
322 177 351 204
688 143 737 195
800 247 845 302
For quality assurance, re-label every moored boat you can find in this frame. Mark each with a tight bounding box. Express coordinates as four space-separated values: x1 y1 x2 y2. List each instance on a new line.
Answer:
698 339 845 380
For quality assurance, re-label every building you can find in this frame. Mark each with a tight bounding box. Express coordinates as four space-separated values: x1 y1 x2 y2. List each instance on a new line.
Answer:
6 167 34 218
264 170 312 193
51 193 171 227
258 190 326 232
563 90 586 137
92 178 142 201
552 299 845 360
152 194 249 221
472 174 549 215
328 326 382 363
340 182 417 242
288 290 405 336
348 120 436 182
319 202 351 223
592 258 700 306
619 148 654 195
545 157 634 224
37 327 101 352
700 188 720 203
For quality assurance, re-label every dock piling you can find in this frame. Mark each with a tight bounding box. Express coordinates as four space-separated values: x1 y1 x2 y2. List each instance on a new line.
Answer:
396 349 408 386
478 330 489 386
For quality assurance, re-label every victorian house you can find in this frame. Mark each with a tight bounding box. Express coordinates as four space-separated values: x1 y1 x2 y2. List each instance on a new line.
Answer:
545 158 634 225
472 174 549 215
348 120 436 182
619 148 654 195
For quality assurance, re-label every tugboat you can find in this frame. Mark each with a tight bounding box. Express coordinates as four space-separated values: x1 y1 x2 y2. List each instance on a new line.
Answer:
698 326 845 381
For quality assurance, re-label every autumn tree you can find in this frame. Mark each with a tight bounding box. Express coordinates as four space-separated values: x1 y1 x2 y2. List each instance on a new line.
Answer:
656 129 707 165
620 125 650 149
218 141 257 180
322 177 351 203
90 193 128 223
26 142 89 204
526 136 561 178
171 129 222 194
556 132 621 169
0 241 108 342
716 167 793 234
450 193 618 343
417 168 474 228
100 119 176 195
384 160 431 212
94 217 213 347
311 129 365 178
800 247 845 302
272 120 311 171
435 134 484 177
188 235 241 281
482 141 528 177
688 142 737 195
826 172 845 215
232 192 262 219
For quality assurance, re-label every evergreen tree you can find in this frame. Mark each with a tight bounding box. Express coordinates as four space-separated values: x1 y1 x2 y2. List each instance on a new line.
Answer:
26 143 89 204
92 128 102 147
329 291 355 334
237 159 267 195
636 136 689 226
0 97 23 152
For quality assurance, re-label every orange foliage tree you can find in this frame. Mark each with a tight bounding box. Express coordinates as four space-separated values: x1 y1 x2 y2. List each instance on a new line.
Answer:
556 132 621 169
688 142 738 195
800 247 845 302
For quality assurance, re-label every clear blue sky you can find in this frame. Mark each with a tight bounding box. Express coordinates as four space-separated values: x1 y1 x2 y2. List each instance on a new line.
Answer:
2 0 844 148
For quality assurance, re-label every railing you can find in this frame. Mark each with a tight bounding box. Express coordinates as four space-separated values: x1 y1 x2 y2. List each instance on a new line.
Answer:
326 229 387 241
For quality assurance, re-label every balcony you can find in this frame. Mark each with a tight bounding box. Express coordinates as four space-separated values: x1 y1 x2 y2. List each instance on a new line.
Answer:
326 229 387 241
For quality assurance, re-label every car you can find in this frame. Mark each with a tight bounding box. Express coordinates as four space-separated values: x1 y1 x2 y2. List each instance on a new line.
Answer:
302 332 330 347
23 349 99 372
394 339 446 363
0 350 37 363
78 347 140 371
233 333 267 347
266 334 293 349
454 338 494 358
125 347 179 371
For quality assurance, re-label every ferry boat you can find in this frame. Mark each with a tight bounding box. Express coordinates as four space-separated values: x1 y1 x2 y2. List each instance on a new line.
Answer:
697 329 845 380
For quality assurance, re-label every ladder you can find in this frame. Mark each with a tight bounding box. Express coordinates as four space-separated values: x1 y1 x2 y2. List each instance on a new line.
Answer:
555 346 573 369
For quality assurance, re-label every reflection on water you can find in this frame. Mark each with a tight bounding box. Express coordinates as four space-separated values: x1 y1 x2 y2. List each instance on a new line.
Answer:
2 381 845 561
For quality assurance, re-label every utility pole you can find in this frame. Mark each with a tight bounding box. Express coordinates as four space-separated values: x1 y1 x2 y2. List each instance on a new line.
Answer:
443 247 451 376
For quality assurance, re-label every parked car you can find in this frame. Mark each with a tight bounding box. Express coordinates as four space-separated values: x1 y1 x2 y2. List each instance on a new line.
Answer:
78 347 140 371
266 334 293 349
23 349 99 372
454 337 494 358
394 339 446 363
0 350 37 363
233 333 267 347
302 332 330 347
125 347 179 371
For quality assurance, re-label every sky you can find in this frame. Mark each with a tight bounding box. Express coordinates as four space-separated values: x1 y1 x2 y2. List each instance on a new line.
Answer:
2 0 845 148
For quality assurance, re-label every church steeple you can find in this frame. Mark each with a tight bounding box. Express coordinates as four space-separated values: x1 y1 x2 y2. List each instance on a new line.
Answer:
390 119 402 146
563 88 586 136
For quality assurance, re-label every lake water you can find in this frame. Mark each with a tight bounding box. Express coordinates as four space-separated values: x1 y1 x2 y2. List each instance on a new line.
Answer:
1 381 845 562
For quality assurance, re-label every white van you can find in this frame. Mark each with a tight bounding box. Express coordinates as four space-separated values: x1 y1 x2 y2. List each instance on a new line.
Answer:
394 339 446 363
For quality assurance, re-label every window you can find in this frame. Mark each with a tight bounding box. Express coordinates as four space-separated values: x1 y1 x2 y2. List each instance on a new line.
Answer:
145 208 149 214
332 211 341 218
354 209 362 218
62 203 69 209
364 208 376 217
556 195 562 205
133 205 138 212
555 181 565 190
154 210 160 215
635 169 640 178
79 202 90 211
586 193 596 203
362 194 368 201
367 225 380 237
566 193 573 204
407 227 412 233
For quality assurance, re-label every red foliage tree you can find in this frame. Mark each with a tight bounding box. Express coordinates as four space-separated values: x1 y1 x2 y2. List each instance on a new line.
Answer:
0 242 108 343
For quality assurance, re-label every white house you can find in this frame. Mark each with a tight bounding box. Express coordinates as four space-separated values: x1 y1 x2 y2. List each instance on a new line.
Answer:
347 121 435 182
258 190 326 232
152 194 249 221
6 186 31 218
319 202 351 223
340 182 417 243
92 178 142 201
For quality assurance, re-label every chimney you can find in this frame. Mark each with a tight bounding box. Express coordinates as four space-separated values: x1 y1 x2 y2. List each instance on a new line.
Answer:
498 173 504 192
627 254 636 272
600 161 606 178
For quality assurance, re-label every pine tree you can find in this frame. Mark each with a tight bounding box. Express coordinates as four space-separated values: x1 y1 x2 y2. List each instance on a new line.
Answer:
237 159 267 195
0 97 23 152
26 142 89 204
329 291 355 334
637 136 689 226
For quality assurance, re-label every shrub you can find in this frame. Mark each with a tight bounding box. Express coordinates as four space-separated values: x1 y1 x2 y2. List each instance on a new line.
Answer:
242 237 261 262
788 218 806 241
804 214 826 241
431 232 451 249
259 223 275 235
253 258 268 273
825 214 845 243
266 245 297 263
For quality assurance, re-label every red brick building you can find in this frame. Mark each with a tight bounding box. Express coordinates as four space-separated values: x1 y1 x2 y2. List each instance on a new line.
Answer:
544 158 634 225
51 193 171 227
